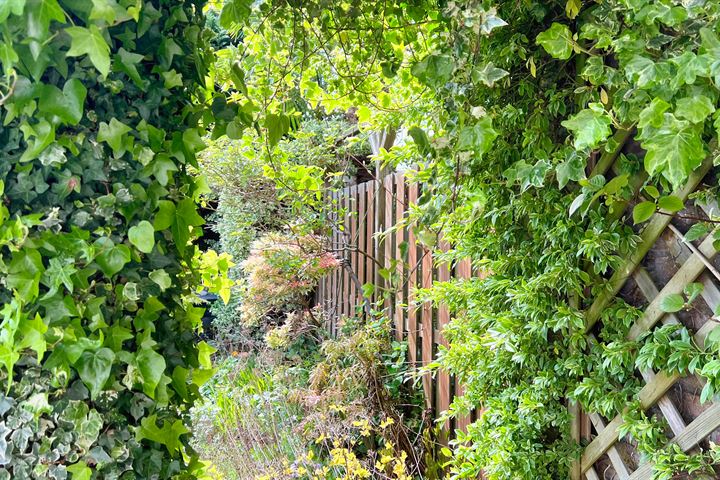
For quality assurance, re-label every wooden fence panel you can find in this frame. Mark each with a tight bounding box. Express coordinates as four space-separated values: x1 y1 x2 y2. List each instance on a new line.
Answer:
318 176 474 444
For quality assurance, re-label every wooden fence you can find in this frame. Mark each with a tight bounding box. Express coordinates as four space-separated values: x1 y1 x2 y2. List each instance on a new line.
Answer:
316 172 479 443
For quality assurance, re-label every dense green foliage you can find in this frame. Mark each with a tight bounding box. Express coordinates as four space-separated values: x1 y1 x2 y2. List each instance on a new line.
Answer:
216 0 720 478
0 1 229 478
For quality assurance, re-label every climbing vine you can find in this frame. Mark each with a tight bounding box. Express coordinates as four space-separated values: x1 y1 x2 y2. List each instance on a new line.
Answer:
0 1 229 478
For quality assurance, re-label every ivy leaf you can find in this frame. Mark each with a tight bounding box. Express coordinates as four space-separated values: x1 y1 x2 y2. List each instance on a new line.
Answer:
114 48 145 87
0 0 26 23
675 96 715 124
89 0 127 24
67 462 92 480
148 154 179 186
162 69 183 89
76 348 115 399
638 98 670 130
659 293 685 313
136 414 189 456
536 23 574 60
264 113 290 148
26 0 64 43
566 0 581 19
7 249 45 300
657 195 684 213
408 127 431 155
633 201 656 224
411 54 455 88
457 117 497 154
149 269 171 291
94 237 131 277
136 348 166 398
471 62 509 87
153 199 203 255
219 0 252 29
38 78 87 126
642 114 705 187
128 220 155 253
478 7 507 35
104 323 133 352
42 256 77 295
0 344 20 385
17 313 47 362
561 104 611 150
556 153 585 189
97 118 132 155
670 52 707 89
625 55 657 88
19 118 55 163
65 25 111 77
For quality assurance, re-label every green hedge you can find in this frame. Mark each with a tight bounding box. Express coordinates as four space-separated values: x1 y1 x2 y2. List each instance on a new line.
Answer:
0 1 217 478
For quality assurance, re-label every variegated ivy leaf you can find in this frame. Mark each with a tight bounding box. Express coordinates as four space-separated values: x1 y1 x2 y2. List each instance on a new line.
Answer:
472 62 509 87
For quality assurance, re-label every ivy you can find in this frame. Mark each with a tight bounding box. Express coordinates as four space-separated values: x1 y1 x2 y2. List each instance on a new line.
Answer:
0 0 228 478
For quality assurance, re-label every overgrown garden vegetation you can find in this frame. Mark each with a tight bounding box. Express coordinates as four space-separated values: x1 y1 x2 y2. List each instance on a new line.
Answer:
3 0 720 479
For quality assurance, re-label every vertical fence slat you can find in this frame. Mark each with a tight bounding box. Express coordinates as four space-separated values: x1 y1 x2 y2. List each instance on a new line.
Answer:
454 258 472 433
342 188 350 319
394 173 406 342
436 239 451 444
384 174 394 316
350 185 359 316
407 182 419 368
357 183 366 310
330 191 337 326
421 241 434 409
366 181 376 304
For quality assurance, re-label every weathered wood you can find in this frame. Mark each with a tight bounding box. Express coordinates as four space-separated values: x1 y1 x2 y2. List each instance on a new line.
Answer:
331 191 339 323
584 467 600 480
454 258 473 433
588 413 630 480
407 182 419 368
421 243 434 409
632 267 688 436
357 183 367 306
628 230 718 340
366 182 376 302
569 401 582 480
666 235 720 312
383 174 395 315
581 320 720 472
628 403 720 479
349 185 359 314
394 173 405 341
668 224 720 283
436 240 451 445
585 155 713 333
342 190 351 318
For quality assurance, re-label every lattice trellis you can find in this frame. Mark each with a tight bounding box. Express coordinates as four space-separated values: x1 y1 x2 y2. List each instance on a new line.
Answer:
575 150 720 480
